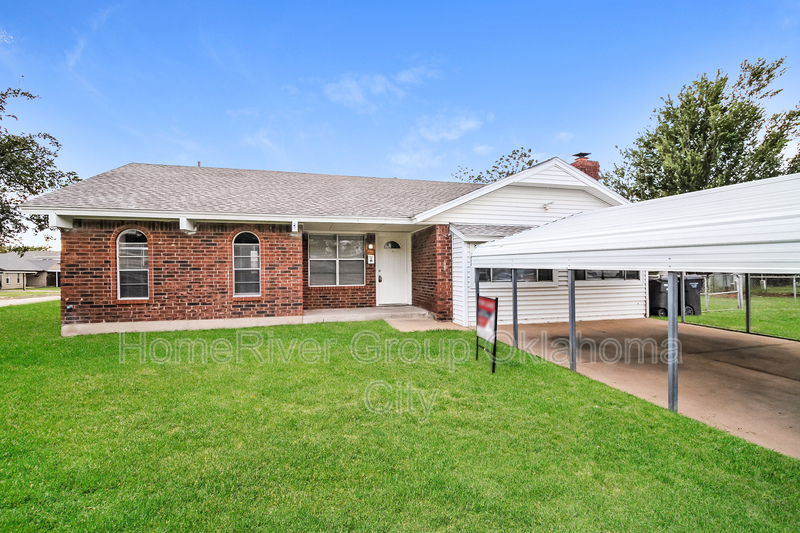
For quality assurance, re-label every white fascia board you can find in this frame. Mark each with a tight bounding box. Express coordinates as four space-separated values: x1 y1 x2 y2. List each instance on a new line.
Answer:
470 245 800 273
412 157 628 223
20 206 414 226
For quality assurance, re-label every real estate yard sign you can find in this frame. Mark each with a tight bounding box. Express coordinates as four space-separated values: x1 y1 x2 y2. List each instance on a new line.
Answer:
476 296 498 373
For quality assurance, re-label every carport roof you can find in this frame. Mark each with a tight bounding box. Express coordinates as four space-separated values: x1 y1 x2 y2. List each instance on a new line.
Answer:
471 173 800 273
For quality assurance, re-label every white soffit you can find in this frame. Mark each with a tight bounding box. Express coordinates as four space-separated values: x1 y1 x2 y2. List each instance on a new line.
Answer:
471 173 800 273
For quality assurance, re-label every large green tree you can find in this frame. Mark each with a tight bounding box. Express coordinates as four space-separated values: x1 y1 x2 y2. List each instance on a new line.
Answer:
452 147 538 183
1 87 79 246
603 58 800 201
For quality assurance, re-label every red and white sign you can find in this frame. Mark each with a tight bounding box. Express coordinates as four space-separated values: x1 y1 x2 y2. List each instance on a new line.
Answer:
477 296 497 342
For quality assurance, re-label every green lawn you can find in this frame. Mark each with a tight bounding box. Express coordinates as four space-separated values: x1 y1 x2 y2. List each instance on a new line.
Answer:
2 302 800 531
655 295 800 340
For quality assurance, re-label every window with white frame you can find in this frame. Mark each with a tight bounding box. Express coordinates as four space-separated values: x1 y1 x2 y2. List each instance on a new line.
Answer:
477 268 554 283
308 234 365 286
233 232 261 296
117 229 149 299
575 270 640 281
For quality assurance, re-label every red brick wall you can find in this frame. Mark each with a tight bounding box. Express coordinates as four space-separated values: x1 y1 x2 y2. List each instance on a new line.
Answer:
302 233 376 310
60 220 303 326
571 157 600 180
411 225 452 320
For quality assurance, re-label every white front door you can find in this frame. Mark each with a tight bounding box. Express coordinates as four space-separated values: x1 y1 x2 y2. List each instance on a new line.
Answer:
376 233 411 305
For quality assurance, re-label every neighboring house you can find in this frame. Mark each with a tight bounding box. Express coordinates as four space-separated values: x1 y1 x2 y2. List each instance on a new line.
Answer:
0 252 60 290
20 156 646 335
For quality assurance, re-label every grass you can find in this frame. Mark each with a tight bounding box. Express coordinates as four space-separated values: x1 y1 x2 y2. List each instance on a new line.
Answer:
0 287 60 299
2 302 800 531
654 295 800 340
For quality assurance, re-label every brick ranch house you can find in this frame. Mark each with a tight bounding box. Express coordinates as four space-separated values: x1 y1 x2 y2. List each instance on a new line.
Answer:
21 156 648 336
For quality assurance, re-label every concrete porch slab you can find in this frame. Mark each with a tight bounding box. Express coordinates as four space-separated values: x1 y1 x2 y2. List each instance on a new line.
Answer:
302 305 432 324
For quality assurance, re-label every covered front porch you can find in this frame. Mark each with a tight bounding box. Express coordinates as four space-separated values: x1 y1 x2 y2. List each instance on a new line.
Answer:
301 222 453 321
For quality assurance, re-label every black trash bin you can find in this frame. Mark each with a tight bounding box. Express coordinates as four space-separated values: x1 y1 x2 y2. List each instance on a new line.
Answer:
649 276 704 317
683 276 703 316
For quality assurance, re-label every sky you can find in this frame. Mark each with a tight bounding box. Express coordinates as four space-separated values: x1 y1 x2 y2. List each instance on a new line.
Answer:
2 1 800 248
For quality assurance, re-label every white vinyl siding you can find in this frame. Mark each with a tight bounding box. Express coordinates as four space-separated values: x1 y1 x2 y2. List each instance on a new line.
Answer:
428 186 612 226
459 269 647 327
451 233 467 325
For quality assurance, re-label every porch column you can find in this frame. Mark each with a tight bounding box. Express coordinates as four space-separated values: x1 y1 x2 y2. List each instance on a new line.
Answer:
667 271 679 412
568 269 576 372
512 268 518 349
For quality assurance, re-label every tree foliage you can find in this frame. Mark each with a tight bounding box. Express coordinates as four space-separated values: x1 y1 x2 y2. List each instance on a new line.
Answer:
452 147 538 183
1 86 79 246
603 58 800 201
0 244 51 254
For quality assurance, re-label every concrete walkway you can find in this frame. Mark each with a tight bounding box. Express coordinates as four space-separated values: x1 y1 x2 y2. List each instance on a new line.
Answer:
498 319 800 459
0 295 61 307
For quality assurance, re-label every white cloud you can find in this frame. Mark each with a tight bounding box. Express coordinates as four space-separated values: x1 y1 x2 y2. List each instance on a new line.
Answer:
64 7 113 72
416 113 482 142
65 37 87 71
0 30 14 44
242 128 289 168
323 65 440 113
323 73 404 113
388 111 487 176
388 146 443 171
554 131 574 144
473 144 494 156
394 66 440 85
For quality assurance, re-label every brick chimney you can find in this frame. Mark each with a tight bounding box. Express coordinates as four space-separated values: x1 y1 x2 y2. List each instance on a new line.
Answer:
571 152 600 180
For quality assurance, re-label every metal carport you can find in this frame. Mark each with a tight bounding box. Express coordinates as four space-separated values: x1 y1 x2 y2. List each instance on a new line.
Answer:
471 173 800 412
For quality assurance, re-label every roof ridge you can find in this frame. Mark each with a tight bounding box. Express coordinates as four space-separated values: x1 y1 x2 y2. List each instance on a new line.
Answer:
120 162 485 187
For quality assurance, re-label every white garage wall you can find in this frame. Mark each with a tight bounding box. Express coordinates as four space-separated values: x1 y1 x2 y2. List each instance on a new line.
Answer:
453 264 647 327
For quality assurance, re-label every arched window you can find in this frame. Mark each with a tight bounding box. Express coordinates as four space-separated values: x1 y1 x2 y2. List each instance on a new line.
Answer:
117 229 149 299
384 241 401 249
233 232 260 296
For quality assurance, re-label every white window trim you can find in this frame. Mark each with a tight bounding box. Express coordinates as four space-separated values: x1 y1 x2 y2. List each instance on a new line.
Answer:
117 229 149 301
474 268 558 288
574 270 644 286
233 231 261 297
308 233 366 287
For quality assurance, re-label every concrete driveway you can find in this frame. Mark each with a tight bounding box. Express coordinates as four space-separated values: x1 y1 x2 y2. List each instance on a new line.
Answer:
498 319 800 459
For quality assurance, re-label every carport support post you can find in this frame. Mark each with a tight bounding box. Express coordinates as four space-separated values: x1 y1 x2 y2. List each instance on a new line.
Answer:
680 272 686 323
745 273 752 333
667 272 679 412
568 269 577 372
512 268 519 349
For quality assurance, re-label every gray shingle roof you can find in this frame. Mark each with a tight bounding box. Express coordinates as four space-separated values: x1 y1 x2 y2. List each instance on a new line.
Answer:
0 252 59 272
451 224 533 238
23 163 484 219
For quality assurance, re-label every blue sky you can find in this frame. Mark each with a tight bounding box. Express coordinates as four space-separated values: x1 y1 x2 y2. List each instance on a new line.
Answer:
2 1 800 246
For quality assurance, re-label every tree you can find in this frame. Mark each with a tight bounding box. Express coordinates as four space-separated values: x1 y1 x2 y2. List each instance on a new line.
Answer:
1 86 79 246
452 147 538 183
603 58 800 201
0 244 50 254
